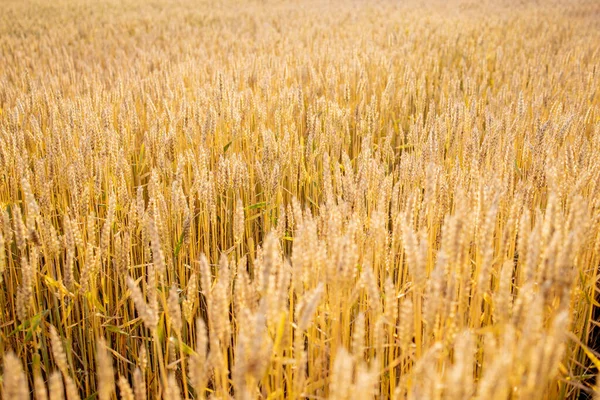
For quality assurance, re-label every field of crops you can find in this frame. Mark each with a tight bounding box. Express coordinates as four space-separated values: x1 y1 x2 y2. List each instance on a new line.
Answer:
1 0 600 398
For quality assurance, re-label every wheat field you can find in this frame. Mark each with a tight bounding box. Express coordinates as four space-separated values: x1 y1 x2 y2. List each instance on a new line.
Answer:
1 0 600 398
